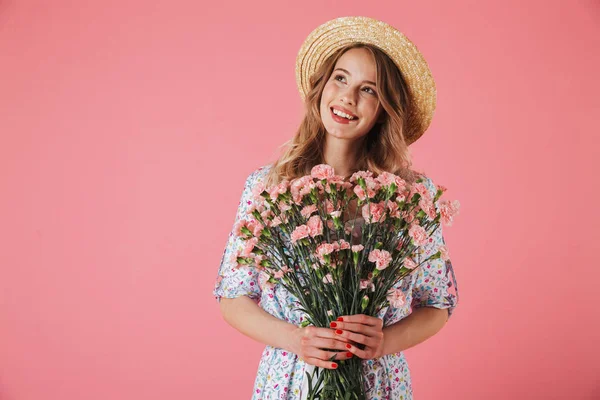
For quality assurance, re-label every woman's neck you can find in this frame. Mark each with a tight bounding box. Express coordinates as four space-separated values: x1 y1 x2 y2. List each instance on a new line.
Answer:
322 135 364 177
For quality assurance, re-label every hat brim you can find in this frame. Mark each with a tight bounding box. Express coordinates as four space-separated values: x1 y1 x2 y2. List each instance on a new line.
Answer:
295 16 436 145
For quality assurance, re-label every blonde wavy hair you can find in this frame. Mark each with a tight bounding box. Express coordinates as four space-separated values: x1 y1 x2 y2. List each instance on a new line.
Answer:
264 43 426 188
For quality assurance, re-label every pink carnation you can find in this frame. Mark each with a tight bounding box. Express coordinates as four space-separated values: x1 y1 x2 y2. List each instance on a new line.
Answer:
269 180 289 202
439 245 450 261
387 201 401 218
387 288 406 308
234 220 250 237
354 185 368 201
316 243 336 263
408 224 428 247
273 270 285 279
368 249 392 270
360 279 375 292
281 265 292 273
271 216 282 227
301 205 318 218
315 180 326 192
242 237 259 256
376 171 396 186
325 175 346 194
403 209 416 224
253 254 266 269
323 273 334 284
395 193 407 203
362 202 387 223
307 215 323 237
439 200 460 226
324 199 335 213
252 223 264 237
349 170 373 182
351 245 364 252
252 182 266 200
291 225 310 243
311 164 335 180
411 182 430 199
248 203 266 218
258 271 275 290
260 209 274 221
248 203 258 215
228 250 241 268
394 176 408 193
364 176 380 192
403 257 417 270
337 239 350 250
247 219 259 233
418 197 437 220
291 176 315 203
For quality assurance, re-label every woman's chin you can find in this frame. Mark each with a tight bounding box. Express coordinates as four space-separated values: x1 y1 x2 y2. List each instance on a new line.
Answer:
325 128 366 142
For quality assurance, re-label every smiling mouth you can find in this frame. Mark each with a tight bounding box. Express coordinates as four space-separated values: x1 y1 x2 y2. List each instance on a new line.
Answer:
330 107 358 122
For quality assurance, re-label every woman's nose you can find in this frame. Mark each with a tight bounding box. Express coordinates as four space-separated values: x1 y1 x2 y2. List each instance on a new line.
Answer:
340 88 357 105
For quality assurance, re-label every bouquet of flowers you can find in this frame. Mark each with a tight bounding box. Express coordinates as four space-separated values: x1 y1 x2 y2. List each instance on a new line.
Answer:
233 164 460 400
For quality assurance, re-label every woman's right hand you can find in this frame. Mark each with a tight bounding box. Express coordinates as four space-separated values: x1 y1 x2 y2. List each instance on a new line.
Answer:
288 326 354 369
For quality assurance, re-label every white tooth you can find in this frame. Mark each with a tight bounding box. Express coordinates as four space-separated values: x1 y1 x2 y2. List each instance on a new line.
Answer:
333 109 354 120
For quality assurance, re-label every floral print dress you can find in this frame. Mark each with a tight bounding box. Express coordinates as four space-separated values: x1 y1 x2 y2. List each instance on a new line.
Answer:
213 164 459 400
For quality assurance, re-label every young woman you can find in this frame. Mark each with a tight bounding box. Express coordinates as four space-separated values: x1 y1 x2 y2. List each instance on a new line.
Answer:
213 16 459 400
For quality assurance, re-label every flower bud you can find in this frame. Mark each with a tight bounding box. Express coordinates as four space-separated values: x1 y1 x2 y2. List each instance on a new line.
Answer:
361 295 370 311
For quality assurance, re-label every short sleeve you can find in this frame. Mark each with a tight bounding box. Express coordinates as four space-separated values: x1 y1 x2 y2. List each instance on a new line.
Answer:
410 177 460 321
212 170 262 303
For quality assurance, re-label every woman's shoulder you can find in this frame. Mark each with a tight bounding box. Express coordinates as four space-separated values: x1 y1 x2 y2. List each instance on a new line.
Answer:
244 163 274 186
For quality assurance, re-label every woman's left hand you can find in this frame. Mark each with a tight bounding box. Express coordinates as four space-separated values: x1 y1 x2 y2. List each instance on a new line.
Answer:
330 314 385 360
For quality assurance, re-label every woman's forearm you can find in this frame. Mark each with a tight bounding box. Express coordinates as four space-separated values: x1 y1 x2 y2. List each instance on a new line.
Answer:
219 296 297 351
381 307 448 356
220 297 448 358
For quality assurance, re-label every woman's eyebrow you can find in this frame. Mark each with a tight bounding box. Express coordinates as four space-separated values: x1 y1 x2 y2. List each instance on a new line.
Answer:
334 68 377 86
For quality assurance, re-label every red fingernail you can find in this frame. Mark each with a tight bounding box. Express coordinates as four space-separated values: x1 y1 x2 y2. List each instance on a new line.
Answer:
335 329 343 335
346 352 353 357
337 317 344 321
346 343 352 349
331 363 338 369
330 322 337 328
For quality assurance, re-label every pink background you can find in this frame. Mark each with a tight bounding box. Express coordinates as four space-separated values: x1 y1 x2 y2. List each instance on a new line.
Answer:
1 0 599 399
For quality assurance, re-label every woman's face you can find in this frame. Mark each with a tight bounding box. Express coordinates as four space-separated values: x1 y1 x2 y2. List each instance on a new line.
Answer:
319 47 384 141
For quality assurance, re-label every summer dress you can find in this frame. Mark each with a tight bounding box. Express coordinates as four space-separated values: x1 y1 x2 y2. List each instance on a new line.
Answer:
213 164 459 400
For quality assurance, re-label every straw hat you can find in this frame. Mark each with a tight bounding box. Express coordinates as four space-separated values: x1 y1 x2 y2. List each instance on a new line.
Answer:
295 16 437 145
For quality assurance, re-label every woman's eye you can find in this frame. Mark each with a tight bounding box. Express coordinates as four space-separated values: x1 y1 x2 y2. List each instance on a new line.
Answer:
363 87 375 95
333 75 375 95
